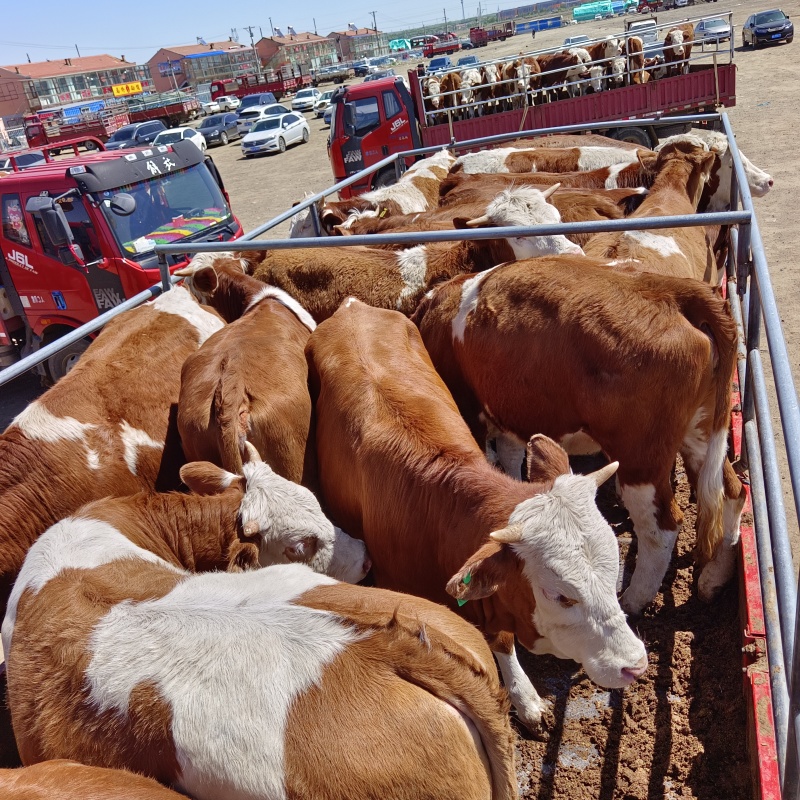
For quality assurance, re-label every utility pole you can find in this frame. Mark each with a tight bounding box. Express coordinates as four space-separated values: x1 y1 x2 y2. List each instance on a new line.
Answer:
244 26 263 79
478 3 483 27
75 44 81 58
313 17 318 35
269 17 275 36
460 0 465 20
443 8 448 35
370 10 380 55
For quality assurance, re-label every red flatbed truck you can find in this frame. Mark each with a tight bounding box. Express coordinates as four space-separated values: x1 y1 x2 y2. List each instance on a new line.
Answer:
423 39 462 57
209 68 313 103
469 22 517 47
23 108 130 149
327 15 736 196
0 138 242 381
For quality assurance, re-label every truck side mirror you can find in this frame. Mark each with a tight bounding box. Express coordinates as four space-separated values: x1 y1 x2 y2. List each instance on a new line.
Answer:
343 103 356 136
25 196 73 248
109 193 136 216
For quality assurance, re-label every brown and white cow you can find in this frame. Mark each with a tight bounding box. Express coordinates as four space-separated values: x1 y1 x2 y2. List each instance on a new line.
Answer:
621 35 645 84
537 51 590 98
307 299 647 727
0 761 188 800
289 148 456 238
439 71 463 118
412 258 745 615
664 23 694 76
583 141 718 282
474 63 499 115
3 474 516 800
0 286 223 620
450 144 651 175
176 268 317 485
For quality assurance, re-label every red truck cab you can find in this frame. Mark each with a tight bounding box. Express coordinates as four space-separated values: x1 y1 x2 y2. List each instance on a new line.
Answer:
0 139 242 380
327 77 421 197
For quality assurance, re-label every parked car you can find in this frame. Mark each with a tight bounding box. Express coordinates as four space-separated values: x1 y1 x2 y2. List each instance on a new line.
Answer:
0 150 45 171
363 68 396 82
427 56 453 74
372 55 397 66
241 112 310 156
236 103 291 136
313 89 337 118
197 112 240 146
564 34 591 47
237 92 279 115
457 54 480 67
104 120 167 150
201 99 221 115
353 59 370 77
694 17 731 44
323 103 334 126
216 95 241 111
742 9 793 47
152 126 207 152
458 39 475 50
291 88 322 111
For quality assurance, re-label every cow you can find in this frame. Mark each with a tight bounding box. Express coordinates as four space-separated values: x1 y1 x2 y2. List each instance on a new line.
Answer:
656 129 773 211
450 144 651 175
412 258 745 615
537 51 590 99
422 74 443 121
307 299 648 728
587 65 607 93
176 269 317 485
564 48 593 96
583 141 719 282
460 67 483 116
474 63 499 115
643 55 668 81
0 761 188 800
621 35 646 84
584 36 621 65
439 71 463 119
664 23 695 76
3 475 517 800
608 56 627 87
0 286 223 622
289 148 456 238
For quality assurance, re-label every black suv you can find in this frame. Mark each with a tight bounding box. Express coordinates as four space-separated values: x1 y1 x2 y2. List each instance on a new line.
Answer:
105 120 167 150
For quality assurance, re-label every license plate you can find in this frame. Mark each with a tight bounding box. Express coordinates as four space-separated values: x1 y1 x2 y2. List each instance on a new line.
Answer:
772 33 782 39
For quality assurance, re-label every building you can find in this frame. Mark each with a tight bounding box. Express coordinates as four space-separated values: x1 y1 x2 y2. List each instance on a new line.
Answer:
255 32 339 72
0 55 154 115
326 28 390 61
146 42 260 94
0 67 29 121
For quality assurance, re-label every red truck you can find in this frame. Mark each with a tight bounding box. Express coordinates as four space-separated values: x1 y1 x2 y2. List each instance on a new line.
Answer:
469 22 516 47
210 68 313 102
0 138 242 381
23 108 130 150
327 14 736 196
125 92 201 127
423 39 461 58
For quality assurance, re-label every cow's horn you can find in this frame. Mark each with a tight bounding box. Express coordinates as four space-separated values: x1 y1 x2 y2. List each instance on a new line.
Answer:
244 441 262 463
242 520 260 537
541 182 561 199
489 523 524 544
588 461 619 487
173 266 194 277
465 215 491 228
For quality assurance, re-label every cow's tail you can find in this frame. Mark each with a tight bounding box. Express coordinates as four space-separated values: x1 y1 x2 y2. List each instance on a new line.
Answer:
378 611 517 800
213 357 247 474
676 285 737 562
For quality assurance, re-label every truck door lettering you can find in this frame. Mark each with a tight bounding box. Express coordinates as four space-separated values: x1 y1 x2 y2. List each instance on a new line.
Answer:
344 150 363 164
5 249 37 274
390 117 408 134
92 287 123 310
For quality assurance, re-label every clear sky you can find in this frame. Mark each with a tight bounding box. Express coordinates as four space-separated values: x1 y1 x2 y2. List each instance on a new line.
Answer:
0 0 498 66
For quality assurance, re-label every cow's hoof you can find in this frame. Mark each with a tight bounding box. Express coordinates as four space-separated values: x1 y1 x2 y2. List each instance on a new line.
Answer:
513 694 550 730
697 557 735 602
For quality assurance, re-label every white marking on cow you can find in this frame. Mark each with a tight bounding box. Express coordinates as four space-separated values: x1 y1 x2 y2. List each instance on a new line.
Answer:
698 481 744 601
2 517 181 654
618 483 677 614
183 251 249 275
86 450 101 470
118 420 163 476
336 209 379 230
395 246 429 310
452 268 497 343
623 230 685 257
453 148 517 175
588 66 605 93
604 259 642 267
84 564 354 800
494 649 549 728
577 147 640 173
343 296 358 308
604 161 631 189
152 286 224 345
560 430 602 456
511 474 647 687
243 286 317 332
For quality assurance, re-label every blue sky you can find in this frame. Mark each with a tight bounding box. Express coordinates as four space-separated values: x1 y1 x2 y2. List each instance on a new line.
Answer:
0 1 496 66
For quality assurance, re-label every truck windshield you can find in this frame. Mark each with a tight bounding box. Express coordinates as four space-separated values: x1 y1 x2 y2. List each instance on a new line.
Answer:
97 163 233 259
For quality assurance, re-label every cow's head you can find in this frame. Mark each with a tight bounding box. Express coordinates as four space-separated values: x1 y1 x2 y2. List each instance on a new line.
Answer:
288 196 328 239
446 435 647 689
644 140 716 209
180 449 371 583
462 185 584 258
666 29 685 57
588 65 606 93
603 36 621 59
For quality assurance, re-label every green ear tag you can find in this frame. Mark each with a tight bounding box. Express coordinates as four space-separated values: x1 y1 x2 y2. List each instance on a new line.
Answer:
457 571 472 606
457 598 468 607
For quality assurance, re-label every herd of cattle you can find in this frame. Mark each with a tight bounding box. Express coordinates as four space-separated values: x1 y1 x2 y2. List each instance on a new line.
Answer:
421 27 696 119
0 126 773 797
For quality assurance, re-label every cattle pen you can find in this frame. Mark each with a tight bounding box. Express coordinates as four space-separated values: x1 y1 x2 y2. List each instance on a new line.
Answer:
0 112 798 799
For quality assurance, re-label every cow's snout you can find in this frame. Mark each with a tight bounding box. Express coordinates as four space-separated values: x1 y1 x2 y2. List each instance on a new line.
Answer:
620 655 649 684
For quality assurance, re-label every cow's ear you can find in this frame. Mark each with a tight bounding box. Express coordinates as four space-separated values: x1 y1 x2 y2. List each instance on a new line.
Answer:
452 217 471 229
332 225 353 236
526 434 570 484
321 208 347 229
191 266 219 296
446 539 520 603
283 535 321 563
180 462 245 495
637 150 658 172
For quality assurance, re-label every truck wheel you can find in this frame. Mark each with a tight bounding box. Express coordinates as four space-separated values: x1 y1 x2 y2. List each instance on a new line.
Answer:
46 338 90 384
372 170 397 190
220 132 229 145
84 140 96 151
613 126 653 148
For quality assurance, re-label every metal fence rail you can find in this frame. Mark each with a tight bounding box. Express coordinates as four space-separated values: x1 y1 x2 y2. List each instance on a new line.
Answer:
1 111 798 796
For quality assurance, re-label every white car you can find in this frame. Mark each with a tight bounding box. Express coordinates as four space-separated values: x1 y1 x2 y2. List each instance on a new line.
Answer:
313 89 337 118
216 95 241 111
236 103 291 136
241 112 310 156
152 126 207 152
201 99 221 115
291 88 321 112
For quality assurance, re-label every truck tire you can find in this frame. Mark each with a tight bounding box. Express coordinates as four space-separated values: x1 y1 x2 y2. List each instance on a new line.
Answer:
46 338 90 384
372 169 397 190
83 140 96 151
613 126 653 148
